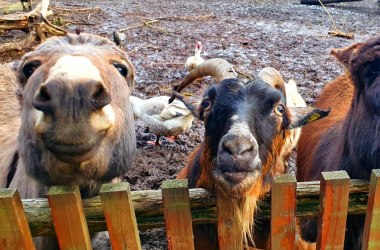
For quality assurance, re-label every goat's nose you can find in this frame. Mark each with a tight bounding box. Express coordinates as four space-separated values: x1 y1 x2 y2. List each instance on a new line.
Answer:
32 80 111 114
222 136 256 158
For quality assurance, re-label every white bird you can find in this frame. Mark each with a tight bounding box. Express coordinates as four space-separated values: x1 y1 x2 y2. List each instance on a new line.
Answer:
283 79 307 159
285 79 307 108
185 41 204 71
129 95 194 146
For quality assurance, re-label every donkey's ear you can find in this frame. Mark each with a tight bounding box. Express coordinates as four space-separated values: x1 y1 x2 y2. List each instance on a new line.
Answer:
330 43 363 68
10 60 21 72
285 107 330 129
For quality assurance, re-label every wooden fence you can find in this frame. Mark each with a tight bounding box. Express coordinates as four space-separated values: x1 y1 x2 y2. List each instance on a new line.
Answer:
0 169 379 250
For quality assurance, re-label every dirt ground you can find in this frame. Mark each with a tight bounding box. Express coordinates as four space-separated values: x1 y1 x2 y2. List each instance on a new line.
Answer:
1 0 379 249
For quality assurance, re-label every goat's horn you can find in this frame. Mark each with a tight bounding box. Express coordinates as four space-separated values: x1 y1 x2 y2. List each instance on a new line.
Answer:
174 58 237 93
257 67 287 101
170 91 199 117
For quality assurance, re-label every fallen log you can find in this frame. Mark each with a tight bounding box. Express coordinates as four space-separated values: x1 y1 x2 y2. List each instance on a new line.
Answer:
22 179 369 236
0 0 66 53
0 31 36 54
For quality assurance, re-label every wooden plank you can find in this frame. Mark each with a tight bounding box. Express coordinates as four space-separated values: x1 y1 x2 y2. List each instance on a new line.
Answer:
0 188 35 250
271 174 296 250
47 186 92 250
362 169 380 250
316 171 350 250
161 179 194 250
20 180 370 236
100 182 141 250
216 188 243 250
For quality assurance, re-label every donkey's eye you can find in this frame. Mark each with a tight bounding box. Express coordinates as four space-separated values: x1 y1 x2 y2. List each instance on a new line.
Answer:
112 62 128 77
275 105 285 116
202 99 212 111
22 60 41 80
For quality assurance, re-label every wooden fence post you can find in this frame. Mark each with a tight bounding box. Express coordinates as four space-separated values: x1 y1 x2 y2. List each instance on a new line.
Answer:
362 169 380 250
317 171 350 250
0 189 35 250
216 188 243 250
271 174 296 250
161 179 194 250
47 186 92 250
100 182 141 250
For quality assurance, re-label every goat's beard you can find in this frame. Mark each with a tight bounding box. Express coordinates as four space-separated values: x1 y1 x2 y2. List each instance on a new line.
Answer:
216 176 263 248
213 169 262 199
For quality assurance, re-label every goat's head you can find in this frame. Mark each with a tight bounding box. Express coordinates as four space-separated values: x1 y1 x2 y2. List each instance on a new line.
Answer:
331 36 380 113
349 36 380 113
174 59 330 198
16 33 136 187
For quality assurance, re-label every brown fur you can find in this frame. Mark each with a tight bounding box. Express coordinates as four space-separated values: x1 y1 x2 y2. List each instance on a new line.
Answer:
297 37 380 249
0 33 137 249
0 64 21 187
297 73 354 180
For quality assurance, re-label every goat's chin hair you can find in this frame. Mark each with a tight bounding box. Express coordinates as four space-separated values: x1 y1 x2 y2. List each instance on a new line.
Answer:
214 171 261 199
217 176 263 247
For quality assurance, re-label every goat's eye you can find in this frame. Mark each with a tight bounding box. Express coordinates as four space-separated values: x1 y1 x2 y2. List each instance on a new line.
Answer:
275 105 285 116
22 61 41 80
202 99 212 111
112 63 128 77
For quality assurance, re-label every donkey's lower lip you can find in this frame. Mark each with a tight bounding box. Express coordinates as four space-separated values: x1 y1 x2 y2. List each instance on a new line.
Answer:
44 134 104 159
47 142 95 156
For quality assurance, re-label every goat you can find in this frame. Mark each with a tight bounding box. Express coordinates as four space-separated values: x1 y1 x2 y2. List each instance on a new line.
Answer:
174 58 330 249
297 36 380 249
0 33 136 249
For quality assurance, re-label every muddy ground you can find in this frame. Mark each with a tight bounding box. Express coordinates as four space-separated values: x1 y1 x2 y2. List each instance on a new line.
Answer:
1 0 379 249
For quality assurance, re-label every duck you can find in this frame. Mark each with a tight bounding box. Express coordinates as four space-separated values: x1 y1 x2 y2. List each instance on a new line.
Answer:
185 41 204 71
285 79 307 108
129 95 194 146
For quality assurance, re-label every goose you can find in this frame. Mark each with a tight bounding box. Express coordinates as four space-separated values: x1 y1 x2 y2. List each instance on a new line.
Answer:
185 41 204 71
130 95 194 146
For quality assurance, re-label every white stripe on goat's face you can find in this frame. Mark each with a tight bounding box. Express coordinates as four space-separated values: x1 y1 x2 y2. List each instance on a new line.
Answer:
46 55 103 84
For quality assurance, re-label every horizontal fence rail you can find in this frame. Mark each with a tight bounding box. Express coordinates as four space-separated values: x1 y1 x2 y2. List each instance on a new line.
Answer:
19 179 369 236
1 170 379 250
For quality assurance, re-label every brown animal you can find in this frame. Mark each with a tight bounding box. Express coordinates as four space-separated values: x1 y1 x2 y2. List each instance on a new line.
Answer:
174 59 330 249
297 36 380 249
0 33 136 249
0 64 21 188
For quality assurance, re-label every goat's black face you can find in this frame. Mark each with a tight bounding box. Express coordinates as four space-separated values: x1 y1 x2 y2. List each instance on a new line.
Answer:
350 36 380 113
199 78 330 198
200 78 287 198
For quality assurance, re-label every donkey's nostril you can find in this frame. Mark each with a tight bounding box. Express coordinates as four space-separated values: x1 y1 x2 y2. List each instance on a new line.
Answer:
89 82 111 110
33 85 54 114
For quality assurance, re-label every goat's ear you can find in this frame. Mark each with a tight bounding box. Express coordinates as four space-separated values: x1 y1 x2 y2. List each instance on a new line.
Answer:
330 43 363 68
285 107 330 129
